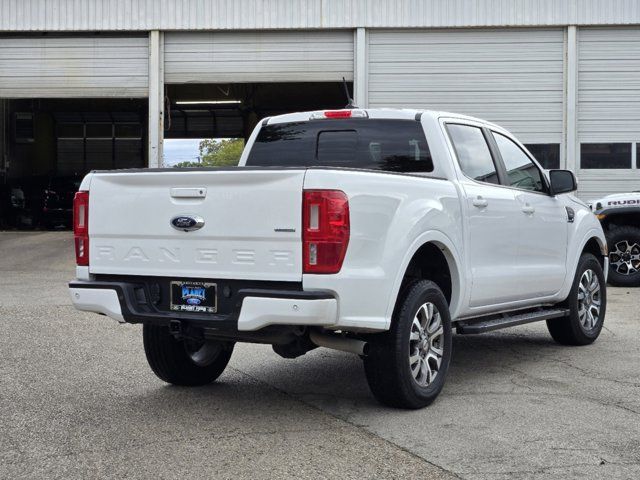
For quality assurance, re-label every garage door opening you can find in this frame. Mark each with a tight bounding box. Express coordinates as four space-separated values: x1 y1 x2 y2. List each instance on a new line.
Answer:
0 98 147 229
163 82 353 167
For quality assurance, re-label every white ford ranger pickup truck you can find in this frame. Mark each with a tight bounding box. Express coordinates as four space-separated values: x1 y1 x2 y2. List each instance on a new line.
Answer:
69 109 608 408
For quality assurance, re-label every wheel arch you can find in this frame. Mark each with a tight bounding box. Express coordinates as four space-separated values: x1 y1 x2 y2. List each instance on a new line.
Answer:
385 232 464 329
558 227 608 302
582 235 607 269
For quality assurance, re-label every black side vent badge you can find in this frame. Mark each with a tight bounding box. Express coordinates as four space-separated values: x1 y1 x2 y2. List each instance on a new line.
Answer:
566 206 575 223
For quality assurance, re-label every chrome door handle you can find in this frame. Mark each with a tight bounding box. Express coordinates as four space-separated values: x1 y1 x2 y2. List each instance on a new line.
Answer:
522 204 535 214
472 196 488 208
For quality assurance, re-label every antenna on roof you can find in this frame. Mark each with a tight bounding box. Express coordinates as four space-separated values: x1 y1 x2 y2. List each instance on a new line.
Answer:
342 77 356 109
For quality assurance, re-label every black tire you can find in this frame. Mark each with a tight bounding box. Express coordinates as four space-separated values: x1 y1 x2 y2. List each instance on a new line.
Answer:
606 226 640 287
547 253 606 346
363 280 452 409
143 324 234 386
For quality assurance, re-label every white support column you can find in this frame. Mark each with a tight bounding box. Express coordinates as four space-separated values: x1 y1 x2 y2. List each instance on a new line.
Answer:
353 27 368 108
565 26 578 172
148 30 164 168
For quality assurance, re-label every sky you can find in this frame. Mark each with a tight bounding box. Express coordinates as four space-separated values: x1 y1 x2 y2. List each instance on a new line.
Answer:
163 138 202 166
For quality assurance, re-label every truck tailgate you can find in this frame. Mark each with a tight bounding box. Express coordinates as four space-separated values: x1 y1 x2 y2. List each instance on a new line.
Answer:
87 169 305 281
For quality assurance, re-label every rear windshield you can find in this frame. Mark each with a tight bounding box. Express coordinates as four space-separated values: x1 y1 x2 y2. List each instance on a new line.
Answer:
245 119 433 172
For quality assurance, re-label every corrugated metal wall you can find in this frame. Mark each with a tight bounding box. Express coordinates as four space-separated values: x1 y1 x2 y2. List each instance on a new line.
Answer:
0 36 149 98
164 31 354 83
368 28 565 144
578 28 640 143
577 27 640 199
1 0 639 31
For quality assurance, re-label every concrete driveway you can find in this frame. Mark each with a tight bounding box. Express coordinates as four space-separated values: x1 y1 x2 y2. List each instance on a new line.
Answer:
1 232 638 479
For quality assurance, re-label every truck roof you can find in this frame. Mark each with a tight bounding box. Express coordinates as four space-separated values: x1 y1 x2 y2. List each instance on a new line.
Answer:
265 108 503 131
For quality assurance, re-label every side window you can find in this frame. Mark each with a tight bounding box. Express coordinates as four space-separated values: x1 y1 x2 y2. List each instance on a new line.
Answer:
447 124 499 184
493 132 545 193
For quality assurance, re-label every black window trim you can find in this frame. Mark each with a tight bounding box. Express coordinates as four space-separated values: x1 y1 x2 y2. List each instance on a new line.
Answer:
444 121 553 196
444 122 503 187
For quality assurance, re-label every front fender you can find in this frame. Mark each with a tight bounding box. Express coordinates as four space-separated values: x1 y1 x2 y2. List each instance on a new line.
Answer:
558 214 607 301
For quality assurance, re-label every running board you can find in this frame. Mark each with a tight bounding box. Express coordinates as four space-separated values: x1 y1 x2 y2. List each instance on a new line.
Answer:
456 308 569 335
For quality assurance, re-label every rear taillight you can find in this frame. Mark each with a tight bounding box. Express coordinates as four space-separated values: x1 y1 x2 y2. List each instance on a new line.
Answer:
73 191 89 266
303 190 350 274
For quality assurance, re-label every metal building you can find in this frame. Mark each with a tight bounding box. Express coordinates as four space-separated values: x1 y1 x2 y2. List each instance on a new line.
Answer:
1 0 640 215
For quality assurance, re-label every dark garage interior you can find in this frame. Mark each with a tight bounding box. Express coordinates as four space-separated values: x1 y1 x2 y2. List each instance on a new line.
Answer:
0 81 351 228
165 82 353 139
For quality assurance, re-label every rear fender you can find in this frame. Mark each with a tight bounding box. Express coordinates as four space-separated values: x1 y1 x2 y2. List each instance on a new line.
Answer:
385 231 464 327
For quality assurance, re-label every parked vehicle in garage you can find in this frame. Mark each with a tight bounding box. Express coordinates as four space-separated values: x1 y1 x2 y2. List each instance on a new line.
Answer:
590 193 640 287
0 176 79 229
69 109 608 409
0 183 28 228
35 176 80 229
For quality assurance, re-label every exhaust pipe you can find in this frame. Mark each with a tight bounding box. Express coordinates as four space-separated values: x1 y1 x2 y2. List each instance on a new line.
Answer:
309 330 369 356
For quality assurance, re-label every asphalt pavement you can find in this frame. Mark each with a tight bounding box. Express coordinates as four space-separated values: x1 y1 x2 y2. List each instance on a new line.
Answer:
1 231 639 479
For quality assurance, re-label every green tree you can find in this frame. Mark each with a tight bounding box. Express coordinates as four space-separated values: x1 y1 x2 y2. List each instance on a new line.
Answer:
174 138 244 168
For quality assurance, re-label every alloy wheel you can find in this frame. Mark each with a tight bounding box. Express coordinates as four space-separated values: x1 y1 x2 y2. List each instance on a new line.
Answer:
609 240 640 276
577 269 602 331
409 302 444 387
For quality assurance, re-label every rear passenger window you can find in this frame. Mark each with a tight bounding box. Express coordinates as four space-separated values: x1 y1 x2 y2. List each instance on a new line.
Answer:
447 124 499 184
493 132 546 193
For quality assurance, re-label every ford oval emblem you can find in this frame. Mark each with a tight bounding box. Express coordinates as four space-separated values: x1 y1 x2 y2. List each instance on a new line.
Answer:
170 215 204 232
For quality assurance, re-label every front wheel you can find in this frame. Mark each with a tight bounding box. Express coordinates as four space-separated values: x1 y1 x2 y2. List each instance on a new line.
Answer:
547 253 606 345
143 324 234 386
364 280 452 409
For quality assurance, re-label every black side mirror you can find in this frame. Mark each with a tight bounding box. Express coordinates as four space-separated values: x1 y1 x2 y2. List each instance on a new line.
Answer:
549 169 577 196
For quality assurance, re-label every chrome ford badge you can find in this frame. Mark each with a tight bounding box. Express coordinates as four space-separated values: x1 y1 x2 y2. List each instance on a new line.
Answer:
170 215 204 232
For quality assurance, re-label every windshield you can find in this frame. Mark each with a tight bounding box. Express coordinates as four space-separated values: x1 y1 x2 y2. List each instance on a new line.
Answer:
246 119 433 173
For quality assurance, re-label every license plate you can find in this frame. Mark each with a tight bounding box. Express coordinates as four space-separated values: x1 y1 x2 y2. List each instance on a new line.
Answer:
170 281 217 313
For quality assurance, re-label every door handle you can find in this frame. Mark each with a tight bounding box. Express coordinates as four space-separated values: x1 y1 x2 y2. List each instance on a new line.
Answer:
521 204 535 215
170 187 207 198
472 196 488 208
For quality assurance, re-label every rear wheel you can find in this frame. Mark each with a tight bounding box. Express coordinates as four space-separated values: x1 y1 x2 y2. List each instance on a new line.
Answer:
143 324 234 386
364 280 452 409
547 253 606 345
606 226 640 287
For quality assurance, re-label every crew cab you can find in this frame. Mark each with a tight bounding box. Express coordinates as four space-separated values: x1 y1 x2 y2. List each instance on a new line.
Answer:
69 109 608 408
